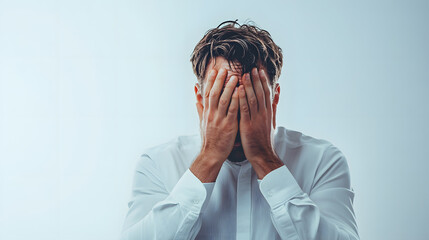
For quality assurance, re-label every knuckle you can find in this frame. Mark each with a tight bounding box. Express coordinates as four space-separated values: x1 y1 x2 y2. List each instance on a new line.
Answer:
219 98 228 106
241 104 249 112
249 97 257 105
221 123 233 133
209 91 218 98
228 106 237 113
204 90 210 98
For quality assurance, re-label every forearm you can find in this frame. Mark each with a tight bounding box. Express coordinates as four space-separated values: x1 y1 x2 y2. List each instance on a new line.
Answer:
251 150 284 180
121 165 214 240
190 151 224 183
268 192 359 240
257 155 359 240
121 199 203 240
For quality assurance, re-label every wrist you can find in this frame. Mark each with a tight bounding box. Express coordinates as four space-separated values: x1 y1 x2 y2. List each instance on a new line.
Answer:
190 151 224 183
250 150 284 180
198 149 224 166
250 148 277 163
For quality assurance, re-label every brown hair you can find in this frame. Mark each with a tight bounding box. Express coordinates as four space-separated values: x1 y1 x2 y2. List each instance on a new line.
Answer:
190 20 283 90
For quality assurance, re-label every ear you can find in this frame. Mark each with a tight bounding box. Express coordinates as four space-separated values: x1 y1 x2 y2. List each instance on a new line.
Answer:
194 83 204 122
271 83 280 129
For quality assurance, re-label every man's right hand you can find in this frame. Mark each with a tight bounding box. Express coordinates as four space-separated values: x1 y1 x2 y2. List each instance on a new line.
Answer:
190 68 239 183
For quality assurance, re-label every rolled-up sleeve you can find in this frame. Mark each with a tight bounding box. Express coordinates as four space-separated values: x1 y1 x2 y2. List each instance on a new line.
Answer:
257 145 359 240
121 154 215 240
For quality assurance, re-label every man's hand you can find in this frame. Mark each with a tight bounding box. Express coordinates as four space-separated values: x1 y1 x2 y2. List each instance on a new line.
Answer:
238 68 284 180
191 68 239 183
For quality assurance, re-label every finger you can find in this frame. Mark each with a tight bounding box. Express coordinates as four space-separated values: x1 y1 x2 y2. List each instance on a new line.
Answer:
196 102 203 121
227 87 239 120
251 67 266 111
238 85 250 122
209 68 227 110
242 72 258 116
259 69 272 110
203 69 217 110
218 76 238 115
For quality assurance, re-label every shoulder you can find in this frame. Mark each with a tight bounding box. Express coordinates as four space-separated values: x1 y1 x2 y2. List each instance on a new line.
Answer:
277 125 348 163
274 126 351 188
274 126 336 158
139 134 201 166
135 134 202 191
143 134 200 157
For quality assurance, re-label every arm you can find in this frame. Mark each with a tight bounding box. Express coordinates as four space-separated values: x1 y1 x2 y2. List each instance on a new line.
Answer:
238 68 359 239
121 67 239 239
120 154 215 240
257 145 359 240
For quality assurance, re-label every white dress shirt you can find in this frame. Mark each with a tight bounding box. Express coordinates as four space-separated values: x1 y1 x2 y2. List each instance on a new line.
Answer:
120 126 359 240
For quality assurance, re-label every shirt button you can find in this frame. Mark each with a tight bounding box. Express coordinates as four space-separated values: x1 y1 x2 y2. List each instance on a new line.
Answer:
267 190 273 197
192 200 200 204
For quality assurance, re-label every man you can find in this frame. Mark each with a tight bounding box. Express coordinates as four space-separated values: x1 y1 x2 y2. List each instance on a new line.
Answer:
121 20 359 240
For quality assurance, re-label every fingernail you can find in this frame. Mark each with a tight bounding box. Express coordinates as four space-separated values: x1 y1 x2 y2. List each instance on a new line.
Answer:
245 73 250 80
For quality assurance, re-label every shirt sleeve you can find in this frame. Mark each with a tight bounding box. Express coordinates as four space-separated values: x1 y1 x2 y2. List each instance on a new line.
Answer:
257 145 360 240
120 154 215 240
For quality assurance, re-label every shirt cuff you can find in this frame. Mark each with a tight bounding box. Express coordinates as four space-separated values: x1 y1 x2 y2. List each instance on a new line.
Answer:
258 165 304 209
201 182 215 211
168 168 212 213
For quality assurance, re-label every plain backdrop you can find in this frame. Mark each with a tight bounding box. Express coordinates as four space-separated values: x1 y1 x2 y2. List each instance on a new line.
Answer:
1 0 428 239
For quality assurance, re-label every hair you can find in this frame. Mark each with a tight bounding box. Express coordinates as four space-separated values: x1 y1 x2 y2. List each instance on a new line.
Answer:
190 19 283 91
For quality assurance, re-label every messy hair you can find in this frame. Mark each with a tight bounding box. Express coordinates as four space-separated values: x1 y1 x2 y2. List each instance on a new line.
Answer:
190 19 283 90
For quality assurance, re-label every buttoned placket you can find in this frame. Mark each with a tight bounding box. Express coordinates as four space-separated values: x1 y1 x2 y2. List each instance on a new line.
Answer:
228 160 253 240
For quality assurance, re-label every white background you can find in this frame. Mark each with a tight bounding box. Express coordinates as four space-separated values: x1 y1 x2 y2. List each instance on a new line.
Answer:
1 0 428 239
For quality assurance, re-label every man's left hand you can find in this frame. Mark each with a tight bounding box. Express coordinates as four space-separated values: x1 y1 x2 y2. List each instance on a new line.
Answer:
238 67 284 180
